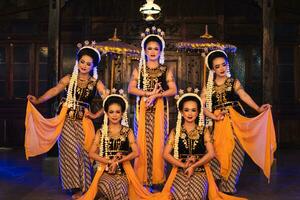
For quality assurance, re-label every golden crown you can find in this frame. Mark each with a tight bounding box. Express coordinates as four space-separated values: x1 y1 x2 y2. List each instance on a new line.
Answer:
175 87 200 100
140 26 165 39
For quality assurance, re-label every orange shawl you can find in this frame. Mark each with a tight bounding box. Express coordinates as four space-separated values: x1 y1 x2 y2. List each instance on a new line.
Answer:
213 107 276 181
79 161 175 200
134 97 165 184
25 101 95 159
79 161 246 200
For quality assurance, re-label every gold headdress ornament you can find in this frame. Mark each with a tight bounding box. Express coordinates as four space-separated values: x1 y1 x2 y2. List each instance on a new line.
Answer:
99 88 129 158
138 26 166 90
204 50 230 126
140 26 166 53
173 87 204 159
66 40 101 109
136 27 166 121
77 40 101 64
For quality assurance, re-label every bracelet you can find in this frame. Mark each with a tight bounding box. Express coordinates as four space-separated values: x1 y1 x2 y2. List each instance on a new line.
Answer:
37 97 42 104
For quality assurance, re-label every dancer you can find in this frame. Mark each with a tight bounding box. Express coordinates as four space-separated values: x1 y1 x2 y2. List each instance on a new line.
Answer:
163 88 214 199
202 50 276 194
128 26 177 188
26 41 107 199
86 91 139 200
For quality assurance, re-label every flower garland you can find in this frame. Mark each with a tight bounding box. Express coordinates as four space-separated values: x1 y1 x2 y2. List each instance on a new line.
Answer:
204 50 230 127
66 41 101 109
173 88 204 159
135 26 166 122
98 90 129 159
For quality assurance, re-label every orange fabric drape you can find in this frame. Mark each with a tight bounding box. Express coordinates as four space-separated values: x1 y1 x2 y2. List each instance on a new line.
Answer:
78 164 106 200
134 98 165 184
213 107 276 181
134 98 147 183
79 162 245 200
25 101 67 159
152 98 165 183
213 109 235 180
25 101 96 159
204 164 247 200
127 161 176 200
82 117 96 152
80 161 175 200
229 107 276 181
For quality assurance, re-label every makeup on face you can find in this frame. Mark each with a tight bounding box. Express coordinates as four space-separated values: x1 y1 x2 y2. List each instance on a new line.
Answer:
107 103 123 124
181 101 199 123
212 57 228 77
78 55 94 74
145 41 161 61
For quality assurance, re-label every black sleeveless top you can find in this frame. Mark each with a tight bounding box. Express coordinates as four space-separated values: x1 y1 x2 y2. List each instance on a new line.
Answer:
103 126 131 156
178 126 206 157
178 126 206 172
101 126 131 174
212 78 243 113
58 77 98 120
139 65 168 91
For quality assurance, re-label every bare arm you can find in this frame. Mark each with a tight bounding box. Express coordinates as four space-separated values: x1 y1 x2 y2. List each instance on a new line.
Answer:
234 79 270 113
27 75 70 105
155 68 177 98
85 80 107 119
163 130 188 168
96 79 107 99
128 68 147 96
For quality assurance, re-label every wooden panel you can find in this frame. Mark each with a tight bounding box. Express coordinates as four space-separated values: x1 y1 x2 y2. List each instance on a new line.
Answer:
0 119 6 146
277 119 300 147
6 119 26 147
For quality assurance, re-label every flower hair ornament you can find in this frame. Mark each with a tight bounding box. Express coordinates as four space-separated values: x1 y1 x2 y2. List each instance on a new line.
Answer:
136 26 166 120
66 40 102 109
173 87 205 159
99 88 129 158
204 50 230 126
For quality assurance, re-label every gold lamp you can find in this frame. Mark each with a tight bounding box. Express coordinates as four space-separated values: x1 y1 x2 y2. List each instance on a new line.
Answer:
139 0 161 21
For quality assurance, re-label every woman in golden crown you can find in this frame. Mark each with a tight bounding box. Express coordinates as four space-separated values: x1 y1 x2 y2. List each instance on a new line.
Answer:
163 88 247 200
202 50 276 194
26 41 107 199
128 27 177 189
78 91 139 200
163 88 214 199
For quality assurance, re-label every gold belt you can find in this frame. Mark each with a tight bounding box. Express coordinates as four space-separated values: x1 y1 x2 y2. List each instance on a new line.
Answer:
213 101 245 114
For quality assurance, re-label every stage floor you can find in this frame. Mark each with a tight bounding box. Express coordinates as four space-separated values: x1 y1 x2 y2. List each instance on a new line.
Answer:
0 148 299 200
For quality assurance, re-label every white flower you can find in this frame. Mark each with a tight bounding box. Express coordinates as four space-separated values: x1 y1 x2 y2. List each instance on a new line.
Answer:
77 43 82 48
179 89 184 95
111 88 117 94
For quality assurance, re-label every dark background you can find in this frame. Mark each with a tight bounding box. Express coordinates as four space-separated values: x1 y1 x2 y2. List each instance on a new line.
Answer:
0 0 299 148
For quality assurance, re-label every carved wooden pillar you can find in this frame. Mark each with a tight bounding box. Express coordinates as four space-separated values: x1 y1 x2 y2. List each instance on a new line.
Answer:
48 0 60 88
47 0 61 156
262 0 274 104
